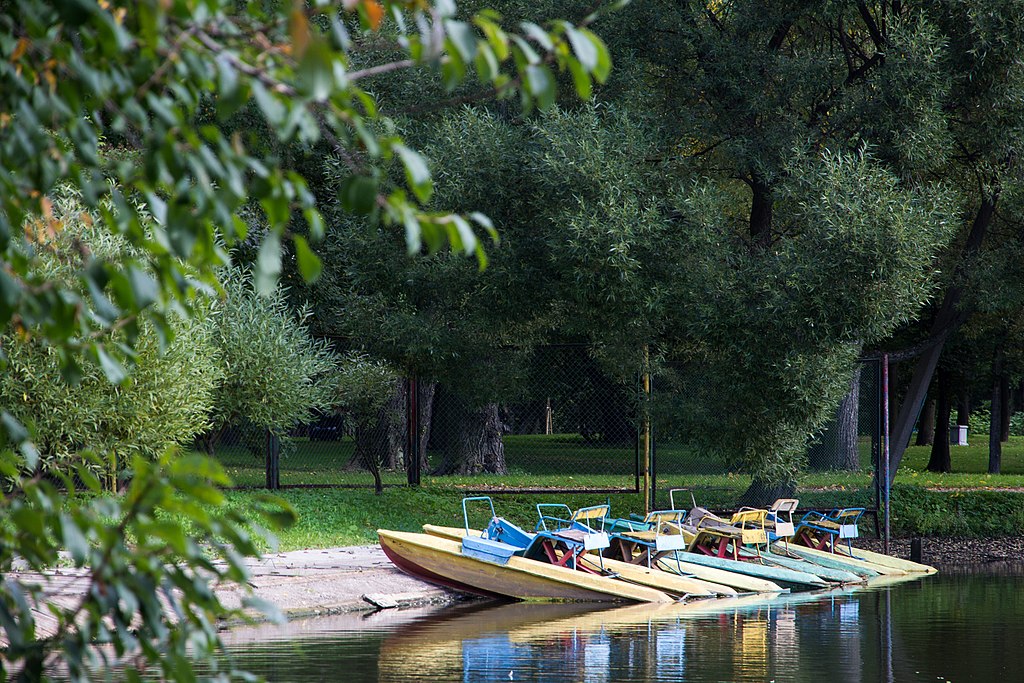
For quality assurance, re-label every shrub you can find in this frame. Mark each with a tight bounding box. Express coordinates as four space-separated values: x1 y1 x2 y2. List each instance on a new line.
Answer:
0 197 222 482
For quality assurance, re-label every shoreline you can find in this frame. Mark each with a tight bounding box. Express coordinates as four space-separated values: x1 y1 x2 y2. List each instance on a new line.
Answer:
17 536 1021 641
221 535 1022 624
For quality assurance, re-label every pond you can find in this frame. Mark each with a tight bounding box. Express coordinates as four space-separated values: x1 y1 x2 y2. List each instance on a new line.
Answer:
219 564 1022 682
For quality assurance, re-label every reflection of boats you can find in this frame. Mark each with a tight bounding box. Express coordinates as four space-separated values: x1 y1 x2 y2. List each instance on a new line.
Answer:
378 529 674 603
423 524 739 599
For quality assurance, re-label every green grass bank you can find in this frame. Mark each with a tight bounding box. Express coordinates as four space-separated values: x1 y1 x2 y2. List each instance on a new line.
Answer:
221 482 1024 553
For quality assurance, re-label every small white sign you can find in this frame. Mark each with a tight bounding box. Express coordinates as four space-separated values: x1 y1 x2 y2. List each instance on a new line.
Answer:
656 535 688 552
839 524 859 539
584 532 610 551
774 521 795 537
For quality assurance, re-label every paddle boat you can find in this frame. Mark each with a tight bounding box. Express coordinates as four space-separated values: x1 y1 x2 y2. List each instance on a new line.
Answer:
793 506 937 574
378 497 675 603
424 502 737 599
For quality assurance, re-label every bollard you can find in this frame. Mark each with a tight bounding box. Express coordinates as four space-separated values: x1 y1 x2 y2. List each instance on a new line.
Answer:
910 537 923 563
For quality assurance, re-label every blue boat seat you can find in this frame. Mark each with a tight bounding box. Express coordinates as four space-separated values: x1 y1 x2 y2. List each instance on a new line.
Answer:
462 535 520 565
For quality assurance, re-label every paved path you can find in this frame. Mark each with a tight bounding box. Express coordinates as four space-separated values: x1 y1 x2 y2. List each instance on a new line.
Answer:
9 545 464 640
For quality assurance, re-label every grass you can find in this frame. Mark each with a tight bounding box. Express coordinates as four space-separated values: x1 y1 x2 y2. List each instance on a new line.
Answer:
204 433 1024 550
209 432 1024 498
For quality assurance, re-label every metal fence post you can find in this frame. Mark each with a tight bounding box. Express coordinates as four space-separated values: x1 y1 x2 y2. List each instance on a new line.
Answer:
407 375 421 486
641 346 652 514
882 353 891 555
265 430 280 490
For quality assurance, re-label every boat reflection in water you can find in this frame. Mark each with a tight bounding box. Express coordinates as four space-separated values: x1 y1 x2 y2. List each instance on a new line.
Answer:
220 567 1024 682
375 581 917 683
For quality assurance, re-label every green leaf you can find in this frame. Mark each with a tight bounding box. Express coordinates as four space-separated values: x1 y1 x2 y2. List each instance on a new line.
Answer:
126 265 159 309
581 29 611 83
297 39 335 101
293 235 322 282
393 144 433 203
566 27 598 70
519 22 554 51
252 82 286 129
339 175 379 215
255 232 283 295
526 64 556 109
95 345 128 384
444 20 477 62
566 57 592 100
61 513 90 565
1 411 30 447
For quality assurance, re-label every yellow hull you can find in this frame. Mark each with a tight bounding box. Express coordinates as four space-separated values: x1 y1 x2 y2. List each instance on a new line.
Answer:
784 543 907 576
423 524 738 598
837 545 937 574
378 529 674 603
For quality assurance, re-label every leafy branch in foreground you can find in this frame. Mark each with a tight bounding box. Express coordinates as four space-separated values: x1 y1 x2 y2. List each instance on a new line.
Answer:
1 0 616 382
0 449 296 681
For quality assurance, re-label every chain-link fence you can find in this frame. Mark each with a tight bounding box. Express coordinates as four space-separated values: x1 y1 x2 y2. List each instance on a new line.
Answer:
208 348 883 505
650 358 882 513
210 345 643 491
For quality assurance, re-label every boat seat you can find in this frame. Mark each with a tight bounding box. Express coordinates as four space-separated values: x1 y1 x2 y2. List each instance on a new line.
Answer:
462 536 520 565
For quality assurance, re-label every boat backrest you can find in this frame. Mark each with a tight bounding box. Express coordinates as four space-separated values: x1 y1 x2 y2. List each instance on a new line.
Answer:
462 535 520 566
730 508 769 546
535 503 574 531
462 496 498 537
572 504 611 523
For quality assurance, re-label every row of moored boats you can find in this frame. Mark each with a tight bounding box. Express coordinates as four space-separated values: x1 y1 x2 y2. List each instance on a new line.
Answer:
378 493 936 604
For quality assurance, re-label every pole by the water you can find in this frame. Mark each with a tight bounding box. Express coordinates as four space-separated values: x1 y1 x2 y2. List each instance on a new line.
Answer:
638 348 647 511
882 353 891 555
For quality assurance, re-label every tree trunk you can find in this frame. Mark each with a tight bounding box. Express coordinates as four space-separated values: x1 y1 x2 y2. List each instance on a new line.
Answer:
916 396 936 446
956 391 970 429
430 387 507 475
888 194 996 483
738 477 796 508
808 367 862 471
990 351 1004 474
415 381 436 471
351 379 406 477
1000 373 1011 443
927 367 952 473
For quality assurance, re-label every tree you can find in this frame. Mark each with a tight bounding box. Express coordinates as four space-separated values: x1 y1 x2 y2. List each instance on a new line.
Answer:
206 269 338 444
1 0 612 678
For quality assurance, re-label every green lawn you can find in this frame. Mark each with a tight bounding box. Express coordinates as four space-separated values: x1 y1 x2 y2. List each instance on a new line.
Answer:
209 432 1024 498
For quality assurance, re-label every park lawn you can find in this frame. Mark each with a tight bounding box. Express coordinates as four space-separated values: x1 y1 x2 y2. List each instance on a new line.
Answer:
208 433 1024 495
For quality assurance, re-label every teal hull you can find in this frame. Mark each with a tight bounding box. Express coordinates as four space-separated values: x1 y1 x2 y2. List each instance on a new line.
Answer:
760 550 863 584
671 551 829 590
778 545 881 578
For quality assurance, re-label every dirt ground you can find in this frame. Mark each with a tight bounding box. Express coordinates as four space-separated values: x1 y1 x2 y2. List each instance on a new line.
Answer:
855 536 1024 566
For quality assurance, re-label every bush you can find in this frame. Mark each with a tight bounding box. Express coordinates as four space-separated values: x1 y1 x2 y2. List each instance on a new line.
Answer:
0 198 222 482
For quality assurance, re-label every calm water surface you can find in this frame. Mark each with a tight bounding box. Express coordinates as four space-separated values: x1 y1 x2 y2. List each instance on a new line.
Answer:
219 564 1024 682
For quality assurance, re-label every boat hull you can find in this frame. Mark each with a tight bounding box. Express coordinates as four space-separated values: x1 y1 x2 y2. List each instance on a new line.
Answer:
668 551 829 590
378 530 675 603
422 524 738 598
656 556 785 593
836 545 937 574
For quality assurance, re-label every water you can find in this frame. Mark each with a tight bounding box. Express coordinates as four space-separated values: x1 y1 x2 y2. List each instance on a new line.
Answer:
220 565 1024 682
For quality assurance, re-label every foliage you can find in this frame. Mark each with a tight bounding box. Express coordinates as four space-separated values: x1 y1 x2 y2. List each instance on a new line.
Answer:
1 1 612 677
0 451 296 682
0 196 222 482
333 352 401 419
209 269 338 436
0 0 612 385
